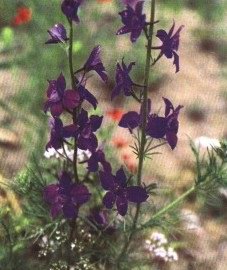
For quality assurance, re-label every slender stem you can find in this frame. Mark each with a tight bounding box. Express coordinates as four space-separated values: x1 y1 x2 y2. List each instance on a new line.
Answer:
68 19 79 183
116 1 156 267
141 186 195 229
137 0 155 185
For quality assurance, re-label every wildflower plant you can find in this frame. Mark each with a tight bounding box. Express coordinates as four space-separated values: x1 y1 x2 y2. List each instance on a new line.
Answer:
3 0 227 269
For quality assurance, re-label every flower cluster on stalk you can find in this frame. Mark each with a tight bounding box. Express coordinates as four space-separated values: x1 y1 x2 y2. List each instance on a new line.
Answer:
42 0 183 227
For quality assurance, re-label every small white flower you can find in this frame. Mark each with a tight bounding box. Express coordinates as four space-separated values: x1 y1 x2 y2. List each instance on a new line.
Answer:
194 136 220 149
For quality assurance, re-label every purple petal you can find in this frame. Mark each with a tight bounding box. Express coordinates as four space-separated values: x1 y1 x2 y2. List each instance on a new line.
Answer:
116 25 131 35
146 116 166 139
127 186 148 203
173 51 179 73
50 102 64 117
99 171 115 191
90 115 103 132
63 202 78 219
166 131 178 150
103 191 116 209
77 133 98 151
63 90 80 109
162 97 174 117
51 204 62 219
71 184 91 204
116 196 128 216
78 86 98 109
119 111 140 130
156 29 168 42
43 184 59 204
62 124 77 138
116 167 127 187
57 73 66 95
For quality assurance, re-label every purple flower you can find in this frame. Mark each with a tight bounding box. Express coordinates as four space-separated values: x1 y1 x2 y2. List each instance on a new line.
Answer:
111 59 136 100
45 24 69 44
83 46 108 82
118 99 151 131
118 111 140 131
43 171 90 219
146 98 183 149
75 109 103 152
117 1 146 43
152 22 184 73
87 149 111 172
88 208 115 234
99 167 148 216
46 117 76 150
44 73 80 117
61 0 83 23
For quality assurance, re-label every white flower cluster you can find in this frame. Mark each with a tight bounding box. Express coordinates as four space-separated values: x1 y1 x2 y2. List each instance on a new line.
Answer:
145 232 178 262
194 136 220 149
44 145 91 162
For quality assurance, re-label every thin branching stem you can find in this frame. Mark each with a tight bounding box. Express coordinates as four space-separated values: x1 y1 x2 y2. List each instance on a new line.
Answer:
116 1 156 267
68 19 79 183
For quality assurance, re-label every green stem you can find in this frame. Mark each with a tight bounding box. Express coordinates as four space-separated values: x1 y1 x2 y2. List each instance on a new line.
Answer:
116 1 156 267
141 186 195 229
68 19 79 183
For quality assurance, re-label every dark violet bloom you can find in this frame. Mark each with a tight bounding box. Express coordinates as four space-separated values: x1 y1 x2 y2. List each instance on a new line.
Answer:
118 111 140 131
46 117 76 150
118 99 151 131
61 0 82 23
75 109 103 152
112 59 135 100
146 98 183 149
100 167 148 216
44 73 80 117
153 22 184 73
87 149 111 172
88 208 115 233
43 171 90 219
83 46 108 82
117 1 146 43
45 24 69 44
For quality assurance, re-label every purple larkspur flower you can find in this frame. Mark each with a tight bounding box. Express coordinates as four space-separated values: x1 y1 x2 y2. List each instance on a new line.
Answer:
46 117 76 150
152 22 184 73
118 98 183 149
100 167 148 216
118 99 151 131
117 1 146 43
146 98 183 149
75 109 103 152
83 46 108 82
87 149 111 172
43 171 90 219
111 59 135 100
88 208 115 233
44 73 80 117
45 24 69 44
61 0 83 23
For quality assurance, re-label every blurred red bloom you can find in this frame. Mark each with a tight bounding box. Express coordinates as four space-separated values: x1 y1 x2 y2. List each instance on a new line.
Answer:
112 137 128 149
107 108 124 122
121 153 137 173
12 7 32 26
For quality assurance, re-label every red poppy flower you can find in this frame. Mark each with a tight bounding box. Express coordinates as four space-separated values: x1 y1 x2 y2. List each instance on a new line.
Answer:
107 108 124 122
12 7 32 26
